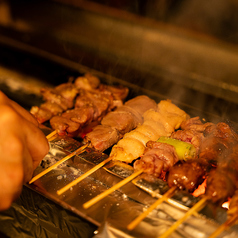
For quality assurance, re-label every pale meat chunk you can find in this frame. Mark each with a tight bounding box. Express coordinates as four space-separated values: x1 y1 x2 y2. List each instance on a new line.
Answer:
136 124 160 141
124 131 151 146
157 100 189 130
124 95 157 116
143 121 170 137
74 73 100 91
116 106 143 125
143 109 175 134
110 138 145 163
109 100 188 164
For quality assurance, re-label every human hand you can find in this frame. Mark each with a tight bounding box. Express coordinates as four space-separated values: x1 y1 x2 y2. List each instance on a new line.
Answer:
0 91 49 210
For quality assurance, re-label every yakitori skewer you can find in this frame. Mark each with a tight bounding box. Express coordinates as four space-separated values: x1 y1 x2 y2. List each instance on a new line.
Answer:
30 95 157 184
159 135 238 238
30 73 101 124
208 179 238 238
82 136 195 210
57 156 113 195
83 168 144 209
159 196 208 238
127 121 236 236
127 186 177 231
29 143 89 184
208 214 238 238
56 100 188 195
46 130 58 140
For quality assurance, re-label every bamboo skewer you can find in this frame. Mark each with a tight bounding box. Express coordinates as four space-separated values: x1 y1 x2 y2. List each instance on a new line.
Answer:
29 143 89 184
46 130 58 140
159 196 208 238
127 186 177 231
83 169 144 209
208 214 238 238
57 156 113 195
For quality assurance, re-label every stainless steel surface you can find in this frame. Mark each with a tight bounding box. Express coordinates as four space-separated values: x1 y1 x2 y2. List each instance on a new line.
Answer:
27 134 238 238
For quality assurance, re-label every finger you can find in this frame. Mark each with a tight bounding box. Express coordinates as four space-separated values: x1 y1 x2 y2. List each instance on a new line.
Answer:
0 91 38 126
10 99 39 126
22 145 35 183
22 119 50 169
0 137 25 210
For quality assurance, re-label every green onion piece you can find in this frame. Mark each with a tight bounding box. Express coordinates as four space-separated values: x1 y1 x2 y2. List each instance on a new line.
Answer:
157 136 196 161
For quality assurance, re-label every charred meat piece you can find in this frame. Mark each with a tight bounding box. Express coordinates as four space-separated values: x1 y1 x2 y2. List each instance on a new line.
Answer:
180 116 213 132
50 84 128 136
85 95 157 151
199 122 238 166
30 101 63 124
100 110 140 136
167 122 238 196
74 73 100 90
167 161 206 192
134 141 179 178
205 143 238 204
133 117 205 178
227 190 238 219
30 73 101 123
85 125 120 152
205 168 237 204
75 87 115 119
30 82 79 123
171 117 213 153
99 84 129 101
41 82 79 109
171 129 204 154
50 107 95 136
110 100 188 163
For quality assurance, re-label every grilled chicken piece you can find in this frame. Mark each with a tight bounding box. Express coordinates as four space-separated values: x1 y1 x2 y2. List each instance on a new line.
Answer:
85 95 157 152
85 125 120 152
205 169 237 204
180 116 213 132
199 122 238 166
157 99 189 131
166 122 238 202
41 82 79 110
227 190 238 220
133 117 209 179
50 87 115 135
110 100 188 163
31 73 100 123
167 161 206 192
205 143 238 204
134 142 179 177
50 84 128 136
74 73 100 91
99 84 129 101
30 82 79 123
